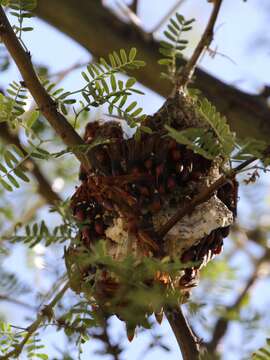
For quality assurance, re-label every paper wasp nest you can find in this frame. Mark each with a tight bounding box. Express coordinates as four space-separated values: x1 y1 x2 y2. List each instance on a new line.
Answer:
65 94 237 330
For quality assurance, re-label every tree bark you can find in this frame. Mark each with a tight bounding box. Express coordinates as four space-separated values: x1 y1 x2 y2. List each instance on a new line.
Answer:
35 0 270 142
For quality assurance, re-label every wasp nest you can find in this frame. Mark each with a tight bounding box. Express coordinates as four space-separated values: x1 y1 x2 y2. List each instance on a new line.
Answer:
65 93 237 329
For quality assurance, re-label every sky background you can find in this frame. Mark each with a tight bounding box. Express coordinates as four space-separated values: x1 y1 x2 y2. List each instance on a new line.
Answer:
1 0 270 359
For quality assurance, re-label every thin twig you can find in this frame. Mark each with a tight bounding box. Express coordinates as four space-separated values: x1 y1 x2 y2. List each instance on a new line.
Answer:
0 6 90 170
207 250 270 354
116 0 142 29
91 309 122 360
0 123 61 205
49 60 89 83
165 306 201 360
176 0 223 90
0 294 37 311
158 157 257 238
2 198 45 240
0 281 69 360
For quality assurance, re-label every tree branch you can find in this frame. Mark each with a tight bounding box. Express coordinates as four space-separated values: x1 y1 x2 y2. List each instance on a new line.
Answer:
0 6 89 170
0 281 69 360
2 199 45 240
116 0 143 32
158 157 257 238
0 123 61 205
165 306 201 360
34 0 270 143
130 0 139 15
0 294 37 311
176 0 223 89
207 250 270 354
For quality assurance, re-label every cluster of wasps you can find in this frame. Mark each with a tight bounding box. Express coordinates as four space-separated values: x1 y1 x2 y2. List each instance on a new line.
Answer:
65 95 238 335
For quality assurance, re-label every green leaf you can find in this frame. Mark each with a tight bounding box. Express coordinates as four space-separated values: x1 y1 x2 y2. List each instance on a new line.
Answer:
0 178 13 191
125 101 137 113
7 174 19 188
36 354 48 360
168 24 179 36
31 152 46 159
184 18 195 25
99 57 110 70
13 167 30 182
252 339 270 360
165 125 216 160
21 27 34 31
81 71 90 82
92 64 100 76
118 80 124 91
60 103 68 115
10 145 24 159
169 18 180 30
176 13 185 24
126 77 136 88
100 78 109 94
129 88 144 95
198 97 235 157
183 26 193 31
130 107 143 117
52 88 64 97
158 58 173 66
158 13 194 81
164 30 177 42
159 47 173 57
0 163 7 174
26 110 39 128
120 49 127 63
129 47 137 61
159 41 173 49
119 94 128 108
132 60 145 67
110 74 117 92
109 53 116 68
87 64 95 78
4 150 18 168
63 99 76 104
113 51 122 67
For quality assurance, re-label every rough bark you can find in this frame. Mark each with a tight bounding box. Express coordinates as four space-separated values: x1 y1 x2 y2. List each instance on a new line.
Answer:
0 6 89 169
35 0 270 142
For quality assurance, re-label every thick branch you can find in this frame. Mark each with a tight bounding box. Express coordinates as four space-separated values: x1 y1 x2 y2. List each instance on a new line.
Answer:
35 0 270 143
0 6 89 170
165 306 201 360
0 281 69 360
176 0 223 89
0 123 61 205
